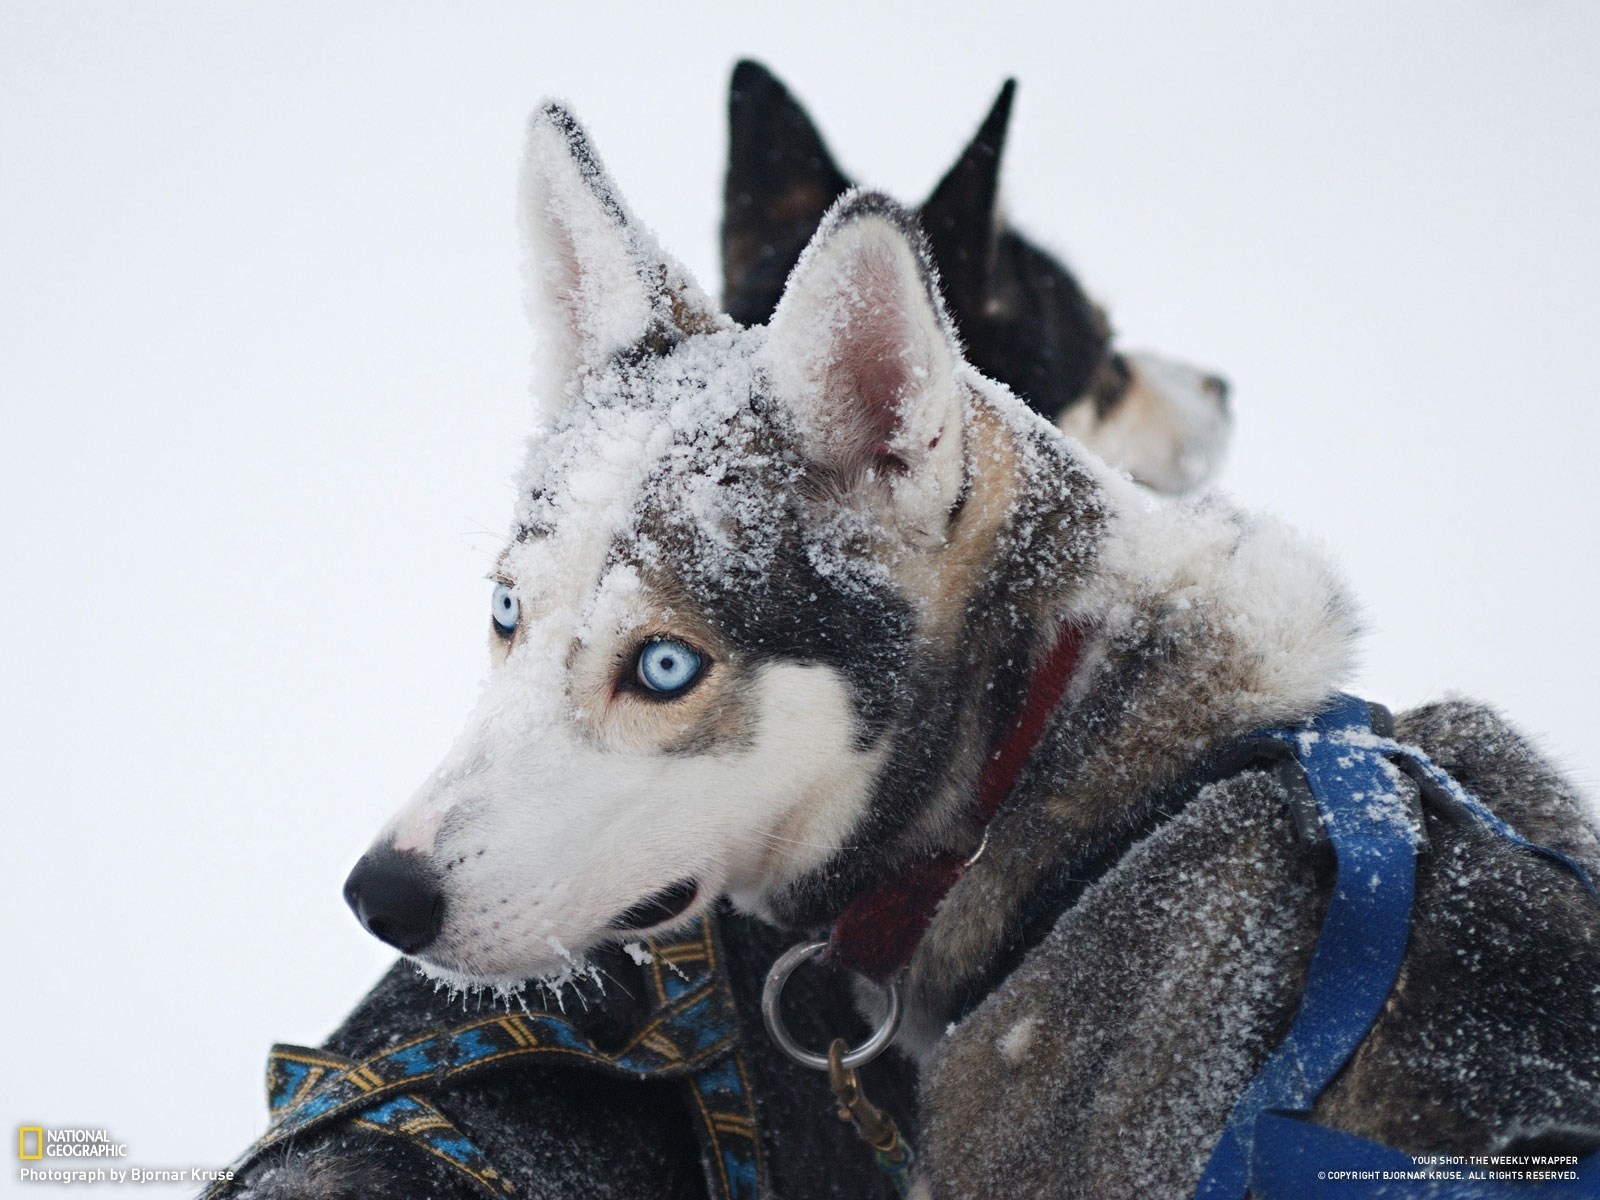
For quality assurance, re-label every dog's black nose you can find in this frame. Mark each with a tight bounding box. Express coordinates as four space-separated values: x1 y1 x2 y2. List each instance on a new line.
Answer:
343 846 445 953
1203 373 1231 410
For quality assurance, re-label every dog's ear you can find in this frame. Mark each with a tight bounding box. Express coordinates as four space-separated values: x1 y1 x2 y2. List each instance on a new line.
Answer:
765 194 966 546
722 60 853 327
919 79 1014 311
521 103 722 398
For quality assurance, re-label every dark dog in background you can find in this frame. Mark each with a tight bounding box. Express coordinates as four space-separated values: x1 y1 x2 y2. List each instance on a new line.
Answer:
724 59 1231 494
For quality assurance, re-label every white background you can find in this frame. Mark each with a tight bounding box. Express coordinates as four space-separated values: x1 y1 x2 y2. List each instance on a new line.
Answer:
3 3 1597 1195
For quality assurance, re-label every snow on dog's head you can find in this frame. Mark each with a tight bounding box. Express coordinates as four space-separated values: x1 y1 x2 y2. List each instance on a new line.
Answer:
343 103 1044 990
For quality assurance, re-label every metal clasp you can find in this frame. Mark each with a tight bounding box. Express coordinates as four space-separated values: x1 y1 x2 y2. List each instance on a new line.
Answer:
760 940 902 1071
827 1038 909 1159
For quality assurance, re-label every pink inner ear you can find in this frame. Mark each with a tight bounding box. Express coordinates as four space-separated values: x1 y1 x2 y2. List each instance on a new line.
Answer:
823 242 926 475
528 179 594 374
547 221 585 332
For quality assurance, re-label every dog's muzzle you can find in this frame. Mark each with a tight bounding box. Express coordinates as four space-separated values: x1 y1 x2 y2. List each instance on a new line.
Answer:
344 846 446 954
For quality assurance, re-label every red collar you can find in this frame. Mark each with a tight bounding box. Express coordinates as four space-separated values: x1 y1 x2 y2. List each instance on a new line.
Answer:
824 623 1086 984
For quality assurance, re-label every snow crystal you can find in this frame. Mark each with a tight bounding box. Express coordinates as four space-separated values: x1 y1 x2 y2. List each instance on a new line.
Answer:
996 1015 1040 1063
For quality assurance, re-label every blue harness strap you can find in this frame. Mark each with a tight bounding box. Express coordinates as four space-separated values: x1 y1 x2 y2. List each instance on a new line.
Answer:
1194 694 1600 1200
205 916 767 1200
654 930 765 1200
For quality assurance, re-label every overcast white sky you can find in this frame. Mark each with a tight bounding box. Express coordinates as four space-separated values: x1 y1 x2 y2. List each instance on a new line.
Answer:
4 3 1598 1194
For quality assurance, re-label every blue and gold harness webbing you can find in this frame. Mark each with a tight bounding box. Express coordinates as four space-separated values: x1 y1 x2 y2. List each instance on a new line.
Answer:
205 916 765 1200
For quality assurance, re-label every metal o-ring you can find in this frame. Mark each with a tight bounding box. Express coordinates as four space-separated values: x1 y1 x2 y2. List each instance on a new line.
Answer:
760 940 902 1071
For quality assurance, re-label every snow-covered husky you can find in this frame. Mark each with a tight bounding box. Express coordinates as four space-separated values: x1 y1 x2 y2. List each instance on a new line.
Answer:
344 105 1600 1196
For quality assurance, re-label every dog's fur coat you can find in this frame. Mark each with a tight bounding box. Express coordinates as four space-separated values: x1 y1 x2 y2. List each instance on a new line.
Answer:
232 98 1600 1200
917 701 1600 1195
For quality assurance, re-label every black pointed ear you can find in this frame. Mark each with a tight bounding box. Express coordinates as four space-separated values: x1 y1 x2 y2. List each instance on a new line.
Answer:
521 104 722 405
919 79 1015 311
765 194 967 546
721 60 853 326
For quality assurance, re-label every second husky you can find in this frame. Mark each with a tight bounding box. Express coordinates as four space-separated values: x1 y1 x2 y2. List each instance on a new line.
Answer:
723 59 1232 495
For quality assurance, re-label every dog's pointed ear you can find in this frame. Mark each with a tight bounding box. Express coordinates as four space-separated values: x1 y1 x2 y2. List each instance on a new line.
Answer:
765 194 966 546
521 103 722 397
919 79 1015 309
722 60 853 326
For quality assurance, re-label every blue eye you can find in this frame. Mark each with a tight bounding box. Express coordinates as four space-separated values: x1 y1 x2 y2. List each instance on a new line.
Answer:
636 640 703 696
491 583 519 636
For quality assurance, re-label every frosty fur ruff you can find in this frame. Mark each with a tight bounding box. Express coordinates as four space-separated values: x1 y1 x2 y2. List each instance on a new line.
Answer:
312 103 1600 1200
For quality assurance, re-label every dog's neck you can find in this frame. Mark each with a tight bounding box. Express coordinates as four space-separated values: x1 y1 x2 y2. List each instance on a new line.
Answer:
891 418 1361 1056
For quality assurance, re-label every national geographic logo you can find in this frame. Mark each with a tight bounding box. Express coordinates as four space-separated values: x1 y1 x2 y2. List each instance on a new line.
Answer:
16 1125 128 1159
15 1124 236 1187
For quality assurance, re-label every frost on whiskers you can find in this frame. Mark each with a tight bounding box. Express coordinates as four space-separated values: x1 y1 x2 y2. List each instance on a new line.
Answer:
416 934 610 1015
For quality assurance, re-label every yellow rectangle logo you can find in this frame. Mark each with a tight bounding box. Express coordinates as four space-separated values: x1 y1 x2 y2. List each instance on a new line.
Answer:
18 1126 44 1160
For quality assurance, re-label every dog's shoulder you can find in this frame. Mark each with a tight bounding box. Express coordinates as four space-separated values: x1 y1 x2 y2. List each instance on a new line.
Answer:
227 956 702 1200
920 711 1600 1195
1396 697 1600 875
921 766 1323 1196
1312 699 1600 1157
229 1067 703 1200
228 1136 436 1200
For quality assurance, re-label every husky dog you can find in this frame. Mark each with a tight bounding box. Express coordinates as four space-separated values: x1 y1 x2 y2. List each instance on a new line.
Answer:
226 74 1250 1200
336 106 1600 1198
724 59 1231 494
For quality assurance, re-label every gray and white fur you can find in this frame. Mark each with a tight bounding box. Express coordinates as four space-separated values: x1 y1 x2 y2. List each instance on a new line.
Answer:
336 103 1600 1198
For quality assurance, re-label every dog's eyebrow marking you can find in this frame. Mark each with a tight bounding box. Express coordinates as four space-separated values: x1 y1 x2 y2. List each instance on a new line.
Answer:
488 545 519 582
515 485 556 542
